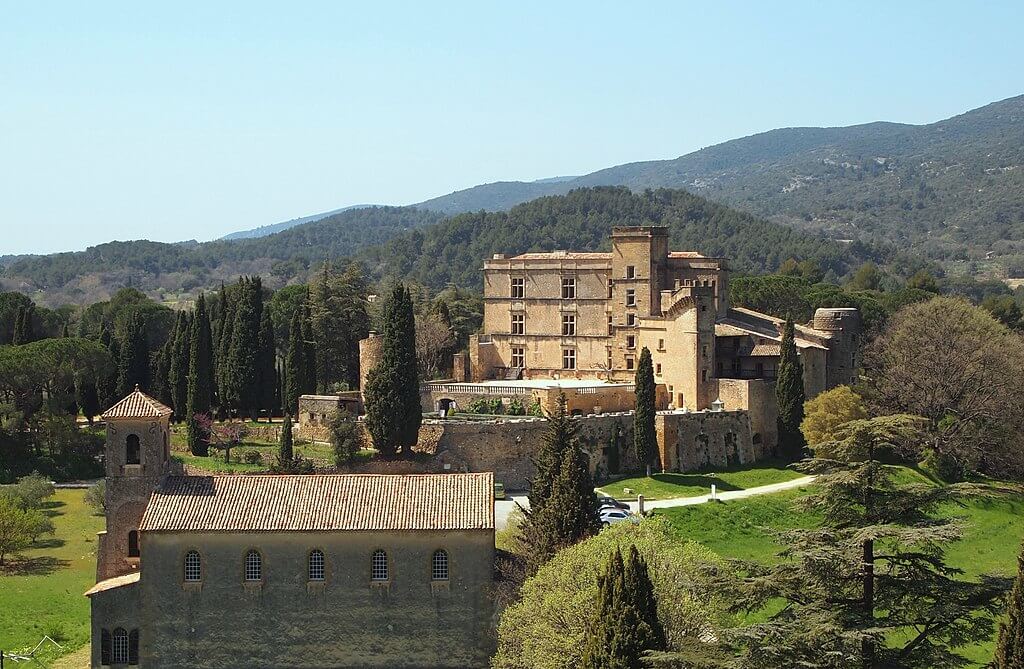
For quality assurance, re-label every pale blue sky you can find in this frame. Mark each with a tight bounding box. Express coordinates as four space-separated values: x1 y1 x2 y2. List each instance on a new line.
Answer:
2 1 1021 255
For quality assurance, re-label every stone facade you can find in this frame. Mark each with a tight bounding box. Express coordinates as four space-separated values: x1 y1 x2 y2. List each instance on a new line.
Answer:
297 393 362 424
419 381 638 416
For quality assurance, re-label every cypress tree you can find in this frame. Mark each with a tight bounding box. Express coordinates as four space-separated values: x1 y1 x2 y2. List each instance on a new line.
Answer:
12 304 34 345
257 307 276 420
520 394 600 572
225 277 262 418
215 282 236 417
300 299 317 394
96 324 120 409
996 545 1024 668
186 294 215 456
775 318 806 460
167 310 192 421
284 309 304 415
633 346 657 472
277 414 294 467
363 282 421 458
582 546 665 669
76 370 101 424
116 311 148 397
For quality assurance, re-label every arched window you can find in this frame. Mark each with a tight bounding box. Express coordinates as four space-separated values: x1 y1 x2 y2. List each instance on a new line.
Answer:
184 550 202 582
244 550 262 581
127 530 140 558
371 549 388 582
112 627 130 664
308 549 325 581
126 434 140 465
432 549 449 581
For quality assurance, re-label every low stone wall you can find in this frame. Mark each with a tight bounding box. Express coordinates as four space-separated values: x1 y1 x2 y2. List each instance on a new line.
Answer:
419 383 637 416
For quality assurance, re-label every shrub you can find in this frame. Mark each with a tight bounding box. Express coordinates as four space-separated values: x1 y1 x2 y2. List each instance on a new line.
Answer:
12 471 54 510
84 480 106 514
242 450 264 465
506 399 526 416
328 411 365 467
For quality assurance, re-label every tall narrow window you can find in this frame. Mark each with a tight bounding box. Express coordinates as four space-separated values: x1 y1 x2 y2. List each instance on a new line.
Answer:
308 549 326 582
112 628 130 664
510 277 525 299
626 265 636 279
432 550 449 581
561 313 576 336
561 277 576 299
625 289 636 307
128 630 139 665
101 630 112 665
127 530 140 558
244 550 262 582
371 549 389 581
607 314 614 335
125 434 140 465
184 550 202 582
626 356 635 371
510 347 525 368
626 335 636 349
562 349 577 370
626 313 636 327
656 363 663 375
510 312 525 335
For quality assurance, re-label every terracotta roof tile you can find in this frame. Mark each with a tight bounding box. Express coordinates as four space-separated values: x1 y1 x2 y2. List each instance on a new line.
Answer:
139 473 494 533
101 387 173 419
749 343 782 357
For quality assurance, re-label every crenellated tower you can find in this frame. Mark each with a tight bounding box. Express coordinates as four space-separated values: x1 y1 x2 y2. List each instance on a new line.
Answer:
95 386 173 581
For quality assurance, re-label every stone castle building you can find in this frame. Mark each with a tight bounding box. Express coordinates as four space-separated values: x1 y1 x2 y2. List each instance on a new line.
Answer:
87 388 495 668
465 226 860 411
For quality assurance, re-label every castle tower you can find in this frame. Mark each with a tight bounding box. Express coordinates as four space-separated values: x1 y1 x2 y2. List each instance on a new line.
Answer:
95 386 173 581
812 307 862 388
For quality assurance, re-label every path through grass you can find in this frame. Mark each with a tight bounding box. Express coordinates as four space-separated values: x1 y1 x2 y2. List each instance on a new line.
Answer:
599 459 804 500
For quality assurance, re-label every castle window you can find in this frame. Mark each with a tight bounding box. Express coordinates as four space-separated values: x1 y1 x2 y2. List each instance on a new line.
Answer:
626 265 635 279
308 549 326 582
511 347 525 368
607 279 613 299
510 277 525 299
561 313 576 336
184 550 202 582
656 363 662 375
125 434 140 465
658 338 665 351
371 549 389 581
562 348 576 370
432 549 449 581
626 313 636 327
511 312 525 335
129 630 139 665
561 277 576 299
112 628 130 664
245 550 262 582
625 289 636 307
127 530 140 558
626 356 635 371
607 314 614 335
626 335 636 349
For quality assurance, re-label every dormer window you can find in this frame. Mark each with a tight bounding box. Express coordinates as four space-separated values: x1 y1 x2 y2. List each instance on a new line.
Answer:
126 434 140 465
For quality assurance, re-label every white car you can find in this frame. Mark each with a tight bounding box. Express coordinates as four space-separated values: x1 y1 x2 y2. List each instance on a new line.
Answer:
599 508 635 527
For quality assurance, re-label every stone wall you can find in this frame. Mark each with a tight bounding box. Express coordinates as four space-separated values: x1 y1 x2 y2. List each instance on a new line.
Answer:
419 383 636 416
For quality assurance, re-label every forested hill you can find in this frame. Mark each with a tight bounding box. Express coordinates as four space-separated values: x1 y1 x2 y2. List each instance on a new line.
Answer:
414 95 1024 265
1 207 444 305
357 187 885 291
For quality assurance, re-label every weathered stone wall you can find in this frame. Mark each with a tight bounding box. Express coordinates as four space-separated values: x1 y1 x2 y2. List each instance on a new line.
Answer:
658 410 762 471
136 529 495 668
419 383 636 416
90 579 141 668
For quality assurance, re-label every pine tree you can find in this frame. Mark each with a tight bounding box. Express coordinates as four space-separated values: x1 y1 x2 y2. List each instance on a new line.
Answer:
996 545 1024 668
717 416 1010 668
363 282 421 458
634 346 657 472
167 310 192 421
257 307 276 420
520 394 600 572
582 546 666 669
284 309 304 415
186 294 215 456
775 318 806 460
116 311 148 397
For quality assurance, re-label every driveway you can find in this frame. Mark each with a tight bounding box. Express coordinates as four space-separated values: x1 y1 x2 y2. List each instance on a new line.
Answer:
493 476 816 530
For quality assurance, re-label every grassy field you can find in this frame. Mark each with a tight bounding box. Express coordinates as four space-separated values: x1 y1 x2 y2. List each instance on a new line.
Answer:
656 467 1024 665
598 459 804 500
0 488 104 665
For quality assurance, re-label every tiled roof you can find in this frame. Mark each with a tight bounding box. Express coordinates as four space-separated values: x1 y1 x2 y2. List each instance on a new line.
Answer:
139 473 494 533
508 251 613 261
85 572 140 597
101 387 173 419
748 343 782 357
667 251 707 258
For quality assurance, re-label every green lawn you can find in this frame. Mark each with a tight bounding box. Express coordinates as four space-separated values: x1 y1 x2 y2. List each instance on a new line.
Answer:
598 460 805 500
655 467 1024 665
0 488 104 664
175 444 374 474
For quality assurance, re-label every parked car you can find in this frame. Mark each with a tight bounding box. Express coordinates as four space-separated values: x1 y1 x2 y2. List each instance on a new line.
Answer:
599 508 635 527
595 495 629 511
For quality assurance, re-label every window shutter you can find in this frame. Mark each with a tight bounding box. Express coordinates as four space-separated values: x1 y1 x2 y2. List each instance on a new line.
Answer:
129 629 140 664
101 629 112 665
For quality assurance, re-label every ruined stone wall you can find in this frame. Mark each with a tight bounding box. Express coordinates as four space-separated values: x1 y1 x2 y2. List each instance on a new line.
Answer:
657 410 762 472
708 378 778 454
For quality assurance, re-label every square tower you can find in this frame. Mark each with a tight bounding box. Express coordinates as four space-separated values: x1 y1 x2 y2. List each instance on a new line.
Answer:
96 386 173 580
